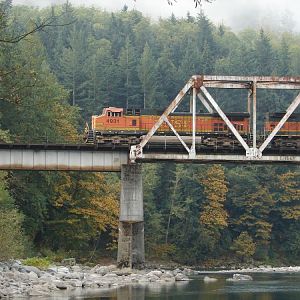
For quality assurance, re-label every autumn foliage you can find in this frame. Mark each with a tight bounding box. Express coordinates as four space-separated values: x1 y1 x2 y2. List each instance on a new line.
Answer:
199 165 228 229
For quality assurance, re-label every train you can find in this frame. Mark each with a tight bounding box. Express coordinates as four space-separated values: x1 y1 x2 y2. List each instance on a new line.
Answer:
84 107 300 152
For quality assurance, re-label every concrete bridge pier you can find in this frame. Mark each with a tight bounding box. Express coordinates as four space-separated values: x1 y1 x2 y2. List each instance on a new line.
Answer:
117 164 145 268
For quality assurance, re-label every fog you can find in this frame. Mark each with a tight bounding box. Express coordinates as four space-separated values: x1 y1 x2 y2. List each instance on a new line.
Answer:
12 0 300 32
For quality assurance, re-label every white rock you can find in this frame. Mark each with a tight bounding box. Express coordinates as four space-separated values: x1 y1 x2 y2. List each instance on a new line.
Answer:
53 280 68 289
47 266 58 273
92 266 109 275
148 275 159 282
23 265 41 276
28 271 39 280
173 268 181 276
57 267 69 274
183 268 194 276
103 273 118 278
203 276 218 283
175 273 189 281
226 273 253 281
83 280 99 288
69 280 83 287
148 270 163 278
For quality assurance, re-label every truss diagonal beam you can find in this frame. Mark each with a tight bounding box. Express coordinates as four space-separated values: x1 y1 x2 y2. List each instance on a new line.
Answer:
200 86 250 152
259 92 300 153
163 116 190 153
197 92 214 113
139 79 193 149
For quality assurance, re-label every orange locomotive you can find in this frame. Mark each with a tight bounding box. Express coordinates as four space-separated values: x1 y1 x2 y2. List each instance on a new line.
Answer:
85 107 250 149
85 107 300 151
265 113 300 150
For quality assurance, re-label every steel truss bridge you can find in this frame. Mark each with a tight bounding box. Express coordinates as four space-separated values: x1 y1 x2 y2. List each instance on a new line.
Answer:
130 75 300 164
0 75 299 268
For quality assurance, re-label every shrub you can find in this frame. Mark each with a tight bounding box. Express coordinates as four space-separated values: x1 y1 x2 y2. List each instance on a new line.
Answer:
0 208 26 260
22 257 51 269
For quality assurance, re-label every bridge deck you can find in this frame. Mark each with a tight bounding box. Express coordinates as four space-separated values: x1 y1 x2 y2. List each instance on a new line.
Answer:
0 143 299 171
0 144 128 171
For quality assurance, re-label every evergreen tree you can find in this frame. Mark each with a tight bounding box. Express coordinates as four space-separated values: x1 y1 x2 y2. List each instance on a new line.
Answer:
138 42 158 108
255 29 274 75
118 37 140 108
59 25 89 109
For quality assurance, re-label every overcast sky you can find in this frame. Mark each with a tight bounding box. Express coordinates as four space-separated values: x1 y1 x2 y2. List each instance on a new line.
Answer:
12 0 300 32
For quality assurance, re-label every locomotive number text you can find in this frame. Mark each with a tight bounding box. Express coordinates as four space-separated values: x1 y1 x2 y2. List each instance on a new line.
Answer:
107 119 120 124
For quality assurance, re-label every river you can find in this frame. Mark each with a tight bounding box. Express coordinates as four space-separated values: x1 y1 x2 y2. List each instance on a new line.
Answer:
52 272 300 300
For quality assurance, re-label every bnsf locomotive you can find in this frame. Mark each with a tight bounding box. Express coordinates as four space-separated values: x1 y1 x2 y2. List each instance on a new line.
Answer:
85 107 300 151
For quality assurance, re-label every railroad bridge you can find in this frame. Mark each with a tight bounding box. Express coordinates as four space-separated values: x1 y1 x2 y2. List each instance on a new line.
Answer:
0 75 300 267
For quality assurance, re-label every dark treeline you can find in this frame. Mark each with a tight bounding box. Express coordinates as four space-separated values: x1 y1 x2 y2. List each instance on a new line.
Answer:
0 0 299 265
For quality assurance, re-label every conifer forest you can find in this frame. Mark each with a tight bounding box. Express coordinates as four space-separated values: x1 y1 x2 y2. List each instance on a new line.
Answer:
0 0 299 266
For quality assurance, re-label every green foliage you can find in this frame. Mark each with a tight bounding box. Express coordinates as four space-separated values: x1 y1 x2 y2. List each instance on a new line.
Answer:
231 232 256 262
0 172 28 260
0 208 26 260
22 257 51 269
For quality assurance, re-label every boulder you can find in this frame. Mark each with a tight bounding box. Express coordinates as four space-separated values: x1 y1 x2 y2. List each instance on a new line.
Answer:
28 285 51 296
82 280 99 288
69 280 83 287
71 266 82 273
28 271 39 280
147 270 163 278
203 276 218 283
23 265 41 276
226 273 253 281
149 274 161 282
91 266 109 275
53 280 68 290
57 267 69 274
173 268 181 276
161 271 175 282
113 267 133 276
183 268 194 276
175 273 189 281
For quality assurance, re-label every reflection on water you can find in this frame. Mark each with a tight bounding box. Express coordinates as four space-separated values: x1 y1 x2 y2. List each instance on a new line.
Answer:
58 273 300 300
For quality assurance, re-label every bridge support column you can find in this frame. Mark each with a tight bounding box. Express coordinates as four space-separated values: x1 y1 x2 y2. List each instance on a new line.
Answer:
117 164 144 268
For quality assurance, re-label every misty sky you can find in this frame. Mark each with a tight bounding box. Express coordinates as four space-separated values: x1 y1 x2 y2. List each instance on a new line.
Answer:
12 0 300 32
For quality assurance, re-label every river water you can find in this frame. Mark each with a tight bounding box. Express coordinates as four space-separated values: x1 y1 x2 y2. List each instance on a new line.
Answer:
59 273 300 300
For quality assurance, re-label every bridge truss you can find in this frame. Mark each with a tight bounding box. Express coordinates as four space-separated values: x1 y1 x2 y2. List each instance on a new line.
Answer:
130 75 300 164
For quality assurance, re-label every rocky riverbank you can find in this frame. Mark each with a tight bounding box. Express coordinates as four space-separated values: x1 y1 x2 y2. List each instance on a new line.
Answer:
197 265 300 274
3 260 300 298
0 260 192 298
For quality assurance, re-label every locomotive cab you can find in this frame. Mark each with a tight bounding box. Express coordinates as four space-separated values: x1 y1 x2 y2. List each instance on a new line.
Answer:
91 107 141 134
92 107 124 131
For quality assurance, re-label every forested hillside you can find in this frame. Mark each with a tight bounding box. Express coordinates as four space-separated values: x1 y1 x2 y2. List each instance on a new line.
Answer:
0 0 299 265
